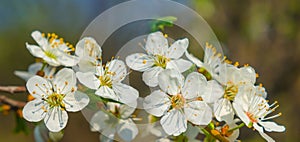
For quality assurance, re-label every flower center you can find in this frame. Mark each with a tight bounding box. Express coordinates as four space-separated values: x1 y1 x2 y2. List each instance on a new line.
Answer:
246 112 258 124
154 55 170 68
99 75 112 88
223 82 238 101
171 94 185 109
46 93 65 109
44 50 57 59
42 32 75 51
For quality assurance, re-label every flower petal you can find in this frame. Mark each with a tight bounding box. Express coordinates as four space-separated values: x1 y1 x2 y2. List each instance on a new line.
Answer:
120 103 137 119
91 111 114 132
77 57 98 73
26 43 45 58
166 59 193 73
125 53 154 72
27 76 53 98
91 111 117 140
202 80 223 103
143 90 170 117
107 59 127 83
75 37 102 59
145 31 168 55
142 67 163 87
232 102 250 126
31 31 48 49
64 91 89 112
95 86 118 101
182 72 207 99
158 69 184 95
53 68 76 94
76 72 100 90
117 119 138 142
258 131 275 142
112 83 139 104
44 107 68 132
185 51 204 67
167 38 189 59
57 52 79 67
184 101 212 125
160 109 187 136
213 98 234 123
259 121 285 132
14 71 34 81
23 99 47 122
239 66 256 84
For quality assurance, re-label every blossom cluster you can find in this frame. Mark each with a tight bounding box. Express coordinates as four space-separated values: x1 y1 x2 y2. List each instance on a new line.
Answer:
17 30 285 142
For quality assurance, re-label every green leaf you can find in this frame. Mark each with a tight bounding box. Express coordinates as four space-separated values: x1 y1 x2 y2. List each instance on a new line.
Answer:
150 16 177 32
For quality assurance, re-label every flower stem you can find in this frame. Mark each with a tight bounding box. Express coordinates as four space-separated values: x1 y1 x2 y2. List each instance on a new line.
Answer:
228 123 245 132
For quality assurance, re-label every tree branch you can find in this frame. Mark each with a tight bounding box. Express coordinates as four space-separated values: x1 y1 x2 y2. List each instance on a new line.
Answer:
0 95 26 108
0 86 26 94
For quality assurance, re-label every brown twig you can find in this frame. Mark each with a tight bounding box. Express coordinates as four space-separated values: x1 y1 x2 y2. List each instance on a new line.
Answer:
0 95 26 108
0 86 26 94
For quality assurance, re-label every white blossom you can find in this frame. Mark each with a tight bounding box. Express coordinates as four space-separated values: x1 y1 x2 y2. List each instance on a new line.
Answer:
143 69 212 136
76 59 138 105
14 62 56 81
26 31 79 67
126 31 192 87
233 84 285 142
90 102 138 142
22 68 89 132
75 37 102 73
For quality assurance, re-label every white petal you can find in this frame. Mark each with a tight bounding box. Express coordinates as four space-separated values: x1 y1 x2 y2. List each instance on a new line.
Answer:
145 31 168 55
160 109 187 136
91 111 117 139
259 121 285 132
117 119 138 142
166 59 193 73
14 71 34 81
184 101 212 125
255 85 267 98
26 76 53 98
112 83 139 104
76 72 100 90
31 31 48 48
44 108 68 132
53 68 76 94
239 66 256 84
57 52 79 67
95 86 118 101
77 57 98 73
143 90 170 117
185 51 204 67
75 37 102 59
107 59 127 83
142 67 163 87
254 123 264 132
158 69 184 95
28 63 43 74
23 99 47 122
99 134 114 142
232 102 251 126
182 72 207 99
167 38 189 59
63 91 89 112
120 103 137 119
26 43 45 58
213 98 234 123
202 80 223 103
258 131 275 142
125 53 154 72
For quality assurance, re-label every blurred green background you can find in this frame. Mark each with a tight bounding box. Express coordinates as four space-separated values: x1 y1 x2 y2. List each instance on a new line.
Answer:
0 0 299 141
